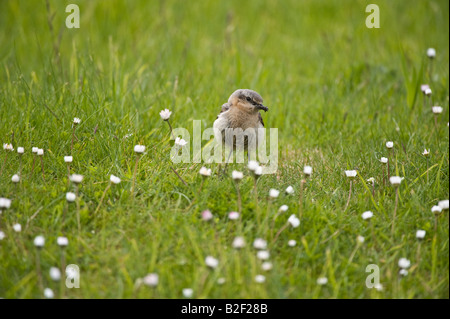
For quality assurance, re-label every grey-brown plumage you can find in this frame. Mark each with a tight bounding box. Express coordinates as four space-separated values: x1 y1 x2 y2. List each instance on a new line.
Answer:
214 89 268 151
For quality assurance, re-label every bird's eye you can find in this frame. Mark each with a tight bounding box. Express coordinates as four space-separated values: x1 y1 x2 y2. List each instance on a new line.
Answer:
246 97 251 102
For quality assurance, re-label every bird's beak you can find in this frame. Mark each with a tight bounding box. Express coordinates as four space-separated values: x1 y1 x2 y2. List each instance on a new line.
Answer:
257 104 268 112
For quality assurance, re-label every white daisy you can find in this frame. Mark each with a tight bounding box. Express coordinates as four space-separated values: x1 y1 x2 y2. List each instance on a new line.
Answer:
159 109 172 120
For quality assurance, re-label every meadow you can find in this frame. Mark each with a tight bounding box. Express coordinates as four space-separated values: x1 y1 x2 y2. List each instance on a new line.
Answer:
0 0 449 299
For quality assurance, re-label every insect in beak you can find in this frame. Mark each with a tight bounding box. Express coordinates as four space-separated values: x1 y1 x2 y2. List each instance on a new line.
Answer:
257 104 268 112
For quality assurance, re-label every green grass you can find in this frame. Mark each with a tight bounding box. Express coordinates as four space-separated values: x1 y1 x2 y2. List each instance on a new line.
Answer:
0 0 449 299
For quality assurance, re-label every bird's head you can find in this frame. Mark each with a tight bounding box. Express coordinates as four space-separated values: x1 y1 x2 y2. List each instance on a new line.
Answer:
228 89 268 113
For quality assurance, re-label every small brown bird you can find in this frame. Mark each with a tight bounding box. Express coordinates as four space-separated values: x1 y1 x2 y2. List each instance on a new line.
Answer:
213 89 268 156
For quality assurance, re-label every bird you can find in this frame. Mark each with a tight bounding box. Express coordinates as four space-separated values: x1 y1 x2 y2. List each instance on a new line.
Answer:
213 89 268 163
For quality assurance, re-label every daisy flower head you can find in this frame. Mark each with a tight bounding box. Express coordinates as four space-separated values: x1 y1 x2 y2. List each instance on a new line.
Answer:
182 288 193 298
261 262 273 271
110 175 121 184
253 238 267 250
34 235 45 248
175 137 187 147
432 106 443 114
421 84 430 93
362 211 373 220
44 288 54 299
134 145 146 153
303 165 312 176
257 250 270 260
269 189 280 199
66 192 76 202
64 156 73 163
345 170 357 178
254 275 266 283
228 211 240 220
143 273 159 287
398 258 411 269
285 186 294 195
50 267 61 281
438 200 449 210
389 176 404 186
416 230 426 239
3 143 14 151
13 223 22 232
287 214 300 228
70 174 84 184
159 109 172 121
232 170 244 181
232 236 246 249
427 47 436 59
201 210 213 221
199 167 211 177
431 205 442 215
317 277 328 285
57 236 69 247
0 198 12 209
248 160 259 172
205 256 219 269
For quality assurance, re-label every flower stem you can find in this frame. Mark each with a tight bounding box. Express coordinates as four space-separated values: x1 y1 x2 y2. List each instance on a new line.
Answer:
198 178 205 195
272 222 289 245
370 220 377 249
35 249 44 297
434 115 440 146
254 177 260 225
387 156 391 180
391 187 399 235
19 155 23 183
67 164 71 187
170 165 188 186
371 182 375 198
63 202 68 228
299 179 304 218
60 249 66 299
344 180 352 212
40 156 45 181
234 181 242 213
426 157 429 184
166 120 175 140
30 154 36 178
71 125 76 153
76 185 81 235
131 155 140 196
416 242 422 265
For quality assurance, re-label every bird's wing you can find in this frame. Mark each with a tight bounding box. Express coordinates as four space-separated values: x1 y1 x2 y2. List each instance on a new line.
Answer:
258 112 265 127
221 102 230 113
217 102 231 119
